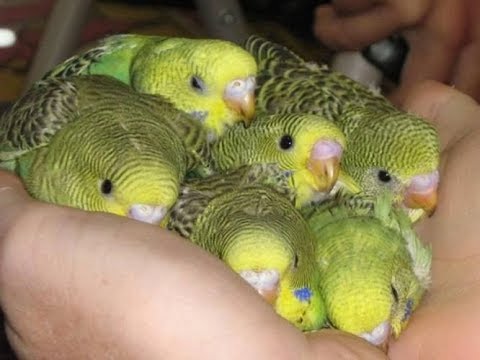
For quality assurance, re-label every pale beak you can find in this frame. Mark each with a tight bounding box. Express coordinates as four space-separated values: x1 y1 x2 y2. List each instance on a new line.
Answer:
404 170 439 216
128 204 167 225
308 140 343 192
224 76 256 127
359 320 391 351
239 269 280 305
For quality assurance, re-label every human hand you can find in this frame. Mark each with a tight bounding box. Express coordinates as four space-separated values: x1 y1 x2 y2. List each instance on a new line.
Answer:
313 0 480 104
387 80 480 358
2 81 478 360
0 172 385 359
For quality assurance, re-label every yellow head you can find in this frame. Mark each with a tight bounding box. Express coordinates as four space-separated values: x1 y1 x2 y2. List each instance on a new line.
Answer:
226 225 326 331
275 271 326 331
131 38 258 138
203 188 326 331
314 216 428 348
323 262 426 349
90 159 181 225
254 114 346 207
27 104 186 226
341 108 440 219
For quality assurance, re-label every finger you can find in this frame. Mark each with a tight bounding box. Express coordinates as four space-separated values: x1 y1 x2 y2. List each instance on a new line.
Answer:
452 0 480 102
400 80 480 152
314 2 429 50
308 329 388 359
389 0 467 104
388 36 458 105
330 0 375 15
451 42 480 102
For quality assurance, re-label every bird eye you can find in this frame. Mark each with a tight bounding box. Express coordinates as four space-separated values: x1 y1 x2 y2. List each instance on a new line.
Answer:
100 179 113 195
190 76 205 92
391 284 399 303
293 254 299 269
378 170 392 183
279 134 294 150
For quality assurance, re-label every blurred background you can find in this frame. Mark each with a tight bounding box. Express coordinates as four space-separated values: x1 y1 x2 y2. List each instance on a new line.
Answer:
0 0 333 104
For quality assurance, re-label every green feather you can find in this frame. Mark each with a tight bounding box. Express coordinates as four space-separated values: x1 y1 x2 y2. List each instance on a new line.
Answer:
0 75 209 220
42 34 156 84
41 34 258 138
305 192 432 339
168 165 326 331
210 113 346 207
169 164 294 238
244 35 440 220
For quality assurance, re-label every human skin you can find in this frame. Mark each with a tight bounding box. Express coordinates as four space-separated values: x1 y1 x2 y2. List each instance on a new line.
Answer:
0 179 384 357
1 80 480 358
388 81 480 359
314 0 480 104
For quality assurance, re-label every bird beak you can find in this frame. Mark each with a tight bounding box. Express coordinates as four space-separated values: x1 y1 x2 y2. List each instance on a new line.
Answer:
258 288 279 305
224 76 256 127
404 170 439 216
404 189 438 216
239 269 280 305
128 204 167 225
359 321 391 352
308 140 343 192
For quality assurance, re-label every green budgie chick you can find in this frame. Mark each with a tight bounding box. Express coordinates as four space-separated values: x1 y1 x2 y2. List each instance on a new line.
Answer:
168 164 326 331
245 35 440 221
210 113 347 208
303 192 432 347
0 75 209 225
43 34 258 138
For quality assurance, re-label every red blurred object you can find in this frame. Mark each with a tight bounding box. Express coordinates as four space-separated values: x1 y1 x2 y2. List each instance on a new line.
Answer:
0 1 133 66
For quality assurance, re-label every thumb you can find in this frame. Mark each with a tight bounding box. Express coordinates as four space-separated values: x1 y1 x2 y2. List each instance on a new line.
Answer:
400 80 480 152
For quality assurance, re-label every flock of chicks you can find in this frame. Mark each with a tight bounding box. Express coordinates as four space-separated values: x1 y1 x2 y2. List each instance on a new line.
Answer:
0 34 440 349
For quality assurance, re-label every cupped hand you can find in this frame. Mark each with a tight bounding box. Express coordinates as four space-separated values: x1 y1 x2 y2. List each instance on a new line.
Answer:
2 79 479 359
389 80 480 359
0 174 384 358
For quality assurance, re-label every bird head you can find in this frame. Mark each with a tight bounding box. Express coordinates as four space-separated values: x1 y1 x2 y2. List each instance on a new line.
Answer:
249 114 346 206
131 38 258 139
341 108 440 221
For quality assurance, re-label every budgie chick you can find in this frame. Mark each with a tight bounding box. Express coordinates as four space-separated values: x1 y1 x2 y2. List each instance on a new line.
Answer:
210 113 347 207
245 35 440 221
303 192 432 347
42 34 258 139
0 75 209 225
168 164 326 331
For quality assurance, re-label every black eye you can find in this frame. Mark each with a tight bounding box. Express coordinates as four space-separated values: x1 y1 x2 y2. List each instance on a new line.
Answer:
190 76 205 92
279 134 294 150
293 254 299 268
100 179 113 195
391 285 399 303
378 170 392 183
